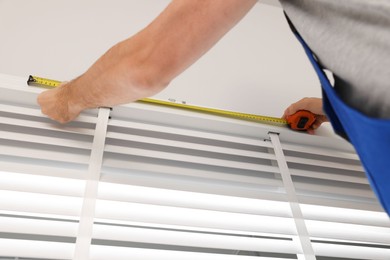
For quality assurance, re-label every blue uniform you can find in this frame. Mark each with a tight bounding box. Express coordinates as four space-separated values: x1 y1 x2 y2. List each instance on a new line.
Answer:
288 15 390 215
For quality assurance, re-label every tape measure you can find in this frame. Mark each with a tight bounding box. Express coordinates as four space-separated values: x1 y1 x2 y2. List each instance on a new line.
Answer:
27 75 316 130
28 75 62 88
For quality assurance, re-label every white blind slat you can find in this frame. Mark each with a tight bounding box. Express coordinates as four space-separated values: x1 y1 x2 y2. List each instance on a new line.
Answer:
95 200 297 236
0 103 97 124
0 238 73 259
301 204 390 227
290 168 369 185
89 245 296 260
0 144 90 164
93 224 299 255
294 181 375 199
0 161 86 180
104 144 278 173
102 160 282 189
307 219 390 244
0 115 95 136
281 143 359 160
108 119 273 149
0 171 84 197
0 130 92 150
0 190 82 216
0 216 78 237
98 182 291 217
106 131 275 160
313 242 390 260
286 155 364 172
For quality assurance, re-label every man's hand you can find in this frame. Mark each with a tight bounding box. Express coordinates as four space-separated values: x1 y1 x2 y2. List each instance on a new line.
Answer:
282 97 329 134
37 82 85 124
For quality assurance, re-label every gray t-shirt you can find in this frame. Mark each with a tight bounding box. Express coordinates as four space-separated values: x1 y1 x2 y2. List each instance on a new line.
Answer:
279 0 390 118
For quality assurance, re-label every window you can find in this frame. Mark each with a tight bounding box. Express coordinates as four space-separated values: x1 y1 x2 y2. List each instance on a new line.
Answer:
1 74 389 260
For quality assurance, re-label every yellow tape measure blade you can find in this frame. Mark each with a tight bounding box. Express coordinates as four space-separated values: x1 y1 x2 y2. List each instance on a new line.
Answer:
139 98 287 126
27 75 61 88
27 75 288 127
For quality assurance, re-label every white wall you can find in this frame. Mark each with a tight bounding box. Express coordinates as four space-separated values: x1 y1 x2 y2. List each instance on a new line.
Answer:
0 0 335 136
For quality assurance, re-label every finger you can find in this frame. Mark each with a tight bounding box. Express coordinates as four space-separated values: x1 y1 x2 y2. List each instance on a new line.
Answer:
282 98 309 118
306 127 315 135
282 105 297 119
311 121 322 129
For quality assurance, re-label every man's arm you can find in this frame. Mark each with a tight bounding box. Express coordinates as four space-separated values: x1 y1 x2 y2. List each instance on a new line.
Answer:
38 0 257 123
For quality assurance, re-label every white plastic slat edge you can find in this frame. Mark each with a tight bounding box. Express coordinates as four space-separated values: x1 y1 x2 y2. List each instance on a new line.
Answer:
109 119 273 149
100 166 286 203
0 216 78 238
293 182 375 200
95 199 297 236
0 216 299 255
0 161 86 180
285 156 363 172
94 217 295 239
301 204 390 228
298 196 383 213
103 158 283 189
0 171 85 198
0 130 92 150
0 190 82 217
92 223 299 255
106 131 276 160
104 144 278 173
281 143 359 161
97 182 291 218
306 219 390 245
90 245 294 260
313 242 390 260
0 115 95 136
0 103 96 124
289 168 368 185
0 238 73 259
0 144 89 164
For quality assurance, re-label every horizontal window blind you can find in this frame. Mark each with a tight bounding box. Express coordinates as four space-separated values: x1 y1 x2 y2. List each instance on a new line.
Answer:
0 74 389 260
0 76 98 259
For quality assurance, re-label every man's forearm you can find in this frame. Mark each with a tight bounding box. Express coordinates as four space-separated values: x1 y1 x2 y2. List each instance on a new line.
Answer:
72 0 258 107
138 0 258 84
38 0 257 122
